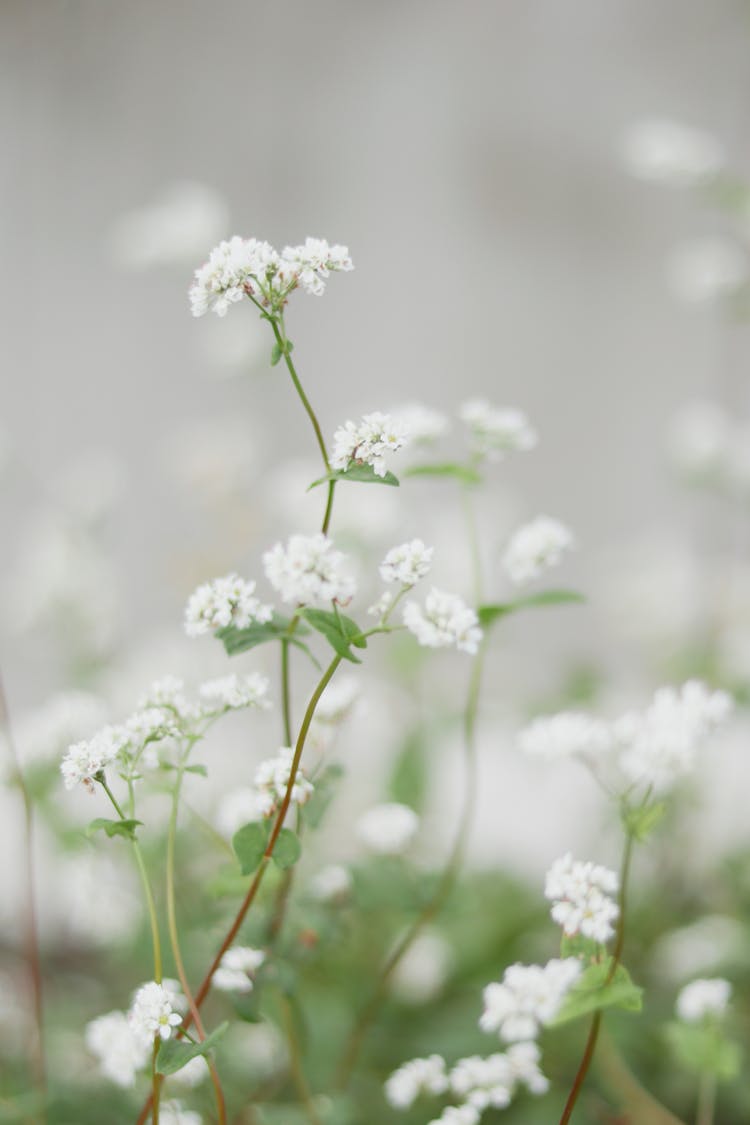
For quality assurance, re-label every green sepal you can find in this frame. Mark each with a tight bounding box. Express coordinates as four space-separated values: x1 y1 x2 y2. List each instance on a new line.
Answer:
548 961 643 1027
478 589 585 628
301 608 367 663
272 828 302 869
665 1021 741 1080
308 464 400 489
87 817 143 841
232 820 270 875
404 461 482 485
155 1022 229 1076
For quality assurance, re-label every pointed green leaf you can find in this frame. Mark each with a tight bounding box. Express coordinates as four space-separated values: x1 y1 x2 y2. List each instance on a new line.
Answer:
301 608 367 663
156 1022 229 1076
549 961 642 1027
185 764 208 777
478 590 585 628
404 461 482 485
232 821 270 875
87 817 143 841
270 341 282 366
217 614 314 662
309 464 400 489
272 828 302 870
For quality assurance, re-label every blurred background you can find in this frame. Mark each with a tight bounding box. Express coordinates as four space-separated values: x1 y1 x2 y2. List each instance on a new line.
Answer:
4 3 750 1121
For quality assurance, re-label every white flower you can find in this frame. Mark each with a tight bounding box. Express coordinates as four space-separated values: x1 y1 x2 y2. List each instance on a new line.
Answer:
312 676 360 724
199 673 271 714
128 981 182 1046
667 238 748 304
331 411 409 478
263 533 356 607
184 573 273 637
479 959 582 1043
216 787 268 837
279 237 354 297
614 681 733 792
428 1106 480 1125
505 1041 550 1095
391 402 450 443
460 399 537 460
357 802 419 855
667 400 731 483
253 747 314 817
61 725 129 790
449 1046 548 1110
502 516 575 585
159 1101 203 1125
390 931 452 1005
545 853 619 944
403 588 482 654
213 947 265 993
309 864 352 903
518 711 613 761
85 1010 149 1087
368 590 394 618
676 978 731 1023
379 539 434 587
171 1055 209 1086
384 1055 449 1108
620 119 723 186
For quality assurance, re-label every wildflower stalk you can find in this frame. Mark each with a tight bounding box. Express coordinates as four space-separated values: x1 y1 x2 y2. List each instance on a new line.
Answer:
0 671 46 1115
279 993 322 1125
696 1073 717 1125
151 1040 161 1125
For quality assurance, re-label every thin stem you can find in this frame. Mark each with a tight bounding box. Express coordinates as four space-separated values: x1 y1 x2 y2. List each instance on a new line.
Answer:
279 993 322 1125
100 777 163 983
696 1072 716 1125
559 1013 603 1125
0 671 46 1113
280 640 293 746
151 1039 161 1125
273 315 331 474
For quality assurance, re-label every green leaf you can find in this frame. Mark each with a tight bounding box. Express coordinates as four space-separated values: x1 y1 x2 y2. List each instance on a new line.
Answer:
272 828 302 869
549 961 643 1027
270 341 282 366
232 821 270 875
665 1021 742 1080
404 461 482 485
217 614 313 661
308 464 400 489
87 817 143 841
185 764 208 777
387 731 428 813
478 589 585 628
301 608 367 663
623 800 667 843
156 1022 229 1076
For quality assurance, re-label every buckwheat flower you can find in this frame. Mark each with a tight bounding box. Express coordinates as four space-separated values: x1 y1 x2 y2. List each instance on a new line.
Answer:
212 946 265 993
502 516 575 586
309 864 353 903
519 711 613 761
380 539 434 587
449 1045 550 1109
199 672 271 714
357 802 419 855
279 237 354 296
676 978 731 1023
505 1042 549 1095
189 236 273 317
667 400 731 483
384 1055 449 1108
403 588 482 655
460 399 537 460
429 1106 480 1125
391 402 450 443
139 676 192 717
263 533 356 607
85 1010 149 1087
620 119 724 186
171 1055 209 1087
254 747 313 817
184 573 273 637
331 411 409 478
126 708 180 748
159 1101 202 1125
128 981 182 1046
545 853 619 943
667 238 748 304
216 787 267 837
480 959 582 1043
614 681 732 792
61 725 129 790
368 590 394 618
391 931 452 1005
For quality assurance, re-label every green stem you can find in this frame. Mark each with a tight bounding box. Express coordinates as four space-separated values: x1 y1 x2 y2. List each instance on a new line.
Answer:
696 1072 717 1125
99 777 162 983
279 993 322 1125
151 1039 160 1125
273 315 331 474
280 640 293 746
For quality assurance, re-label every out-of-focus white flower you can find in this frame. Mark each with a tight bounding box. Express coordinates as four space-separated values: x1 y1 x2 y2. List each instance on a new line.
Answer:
357 802 419 855
198 673 270 714
676 978 731 1022
479 959 582 1043
390 931 452 1005
368 590 395 619
85 1010 149 1087
379 539 434 587
449 1042 548 1111
309 864 353 903
460 400 537 461
428 1105 480 1125
212 947 265 993
263 533 356 608
667 238 748 304
253 747 313 817
502 516 575 585
545 853 619 943
620 119 724 186
8 691 108 766
159 1101 203 1125
128 982 182 1046
61 725 129 790
331 412 409 478
614 681 733 792
385 1055 449 1108
403 588 482 654
216 787 268 838
391 402 450 443
313 677 360 724
651 915 743 982
110 182 228 269
171 1055 210 1086
185 574 273 637
519 711 613 761
667 400 731 483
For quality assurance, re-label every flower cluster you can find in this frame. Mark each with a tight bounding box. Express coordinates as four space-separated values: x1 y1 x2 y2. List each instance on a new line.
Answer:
331 411 409 478
385 1055 449 1108
460 399 537 460
184 573 273 637
263 533 356 607
253 747 314 818
479 958 582 1043
675 978 731 1023
356 802 420 855
448 1043 548 1114
544 853 619 943
61 725 130 791
379 539 434 587
189 234 353 317
502 516 575 585
518 711 613 761
403 588 482 654
620 118 724 187
85 1010 150 1087
128 981 182 1046
198 673 271 714
213 946 266 993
